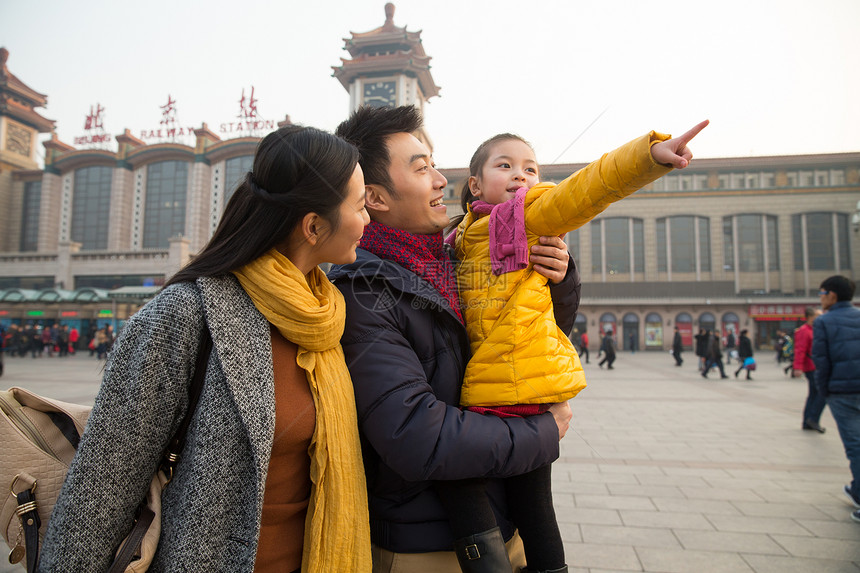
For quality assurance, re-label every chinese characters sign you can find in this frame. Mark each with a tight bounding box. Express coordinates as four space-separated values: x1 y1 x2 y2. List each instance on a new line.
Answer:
220 86 274 135
748 304 808 321
74 103 112 146
139 94 194 141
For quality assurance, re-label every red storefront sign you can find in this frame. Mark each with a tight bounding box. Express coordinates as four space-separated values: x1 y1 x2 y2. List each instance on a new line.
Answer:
748 304 811 321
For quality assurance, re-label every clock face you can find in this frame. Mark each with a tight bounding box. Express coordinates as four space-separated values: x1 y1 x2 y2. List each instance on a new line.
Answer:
363 81 397 108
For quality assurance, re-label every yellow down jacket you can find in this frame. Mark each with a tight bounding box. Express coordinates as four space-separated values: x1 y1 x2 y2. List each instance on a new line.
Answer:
453 131 672 407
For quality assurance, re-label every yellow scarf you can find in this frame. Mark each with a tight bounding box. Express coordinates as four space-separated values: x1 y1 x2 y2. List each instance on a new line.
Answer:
233 249 371 573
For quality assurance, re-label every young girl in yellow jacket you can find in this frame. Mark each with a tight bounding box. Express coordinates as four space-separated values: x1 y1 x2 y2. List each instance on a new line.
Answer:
440 120 708 573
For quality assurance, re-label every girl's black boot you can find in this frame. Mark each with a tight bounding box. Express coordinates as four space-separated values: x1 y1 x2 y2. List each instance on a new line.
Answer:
453 526 512 572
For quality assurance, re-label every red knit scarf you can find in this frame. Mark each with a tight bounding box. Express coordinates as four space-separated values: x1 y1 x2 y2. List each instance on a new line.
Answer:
359 220 463 323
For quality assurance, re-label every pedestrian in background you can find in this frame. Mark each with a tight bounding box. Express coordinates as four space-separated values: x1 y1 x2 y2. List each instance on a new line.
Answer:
775 330 787 364
69 325 79 354
702 330 728 379
794 307 825 433
734 329 755 380
725 329 736 365
811 275 860 523
672 326 683 367
695 328 707 371
580 331 590 364
598 330 616 369
782 332 795 375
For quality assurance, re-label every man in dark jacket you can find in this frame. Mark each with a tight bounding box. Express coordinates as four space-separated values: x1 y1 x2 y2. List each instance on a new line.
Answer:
672 326 683 366
329 106 577 571
598 330 616 369
694 328 707 371
812 275 860 523
734 329 755 380
702 330 728 379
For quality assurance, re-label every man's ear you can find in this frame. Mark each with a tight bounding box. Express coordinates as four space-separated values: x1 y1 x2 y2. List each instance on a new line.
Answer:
365 184 390 213
468 176 481 198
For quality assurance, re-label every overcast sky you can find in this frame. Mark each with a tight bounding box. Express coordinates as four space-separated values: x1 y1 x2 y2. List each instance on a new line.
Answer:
3 0 858 168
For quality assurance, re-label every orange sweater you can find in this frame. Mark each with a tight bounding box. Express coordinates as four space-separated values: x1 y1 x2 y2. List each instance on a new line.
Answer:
254 326 316 572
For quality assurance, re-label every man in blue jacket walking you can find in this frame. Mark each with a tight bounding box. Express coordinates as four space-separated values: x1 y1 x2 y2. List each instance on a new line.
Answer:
812 275 860 523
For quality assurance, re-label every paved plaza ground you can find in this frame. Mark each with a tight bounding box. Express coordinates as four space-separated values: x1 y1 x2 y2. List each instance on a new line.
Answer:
2 349 859 572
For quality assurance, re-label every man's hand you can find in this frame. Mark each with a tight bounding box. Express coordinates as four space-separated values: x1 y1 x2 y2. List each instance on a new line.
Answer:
651 119 709 169
793 369 803 378
531 236 569 284
549 401 572 440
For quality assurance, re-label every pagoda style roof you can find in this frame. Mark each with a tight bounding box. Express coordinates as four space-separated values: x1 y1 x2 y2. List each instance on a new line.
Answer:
0 47 55 132
332 4 440 100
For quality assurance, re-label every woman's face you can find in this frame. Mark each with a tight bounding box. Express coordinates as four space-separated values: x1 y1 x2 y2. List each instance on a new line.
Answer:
315 164 370 265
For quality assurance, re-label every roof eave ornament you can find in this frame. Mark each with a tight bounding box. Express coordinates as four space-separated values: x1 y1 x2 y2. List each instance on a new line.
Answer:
382 3 396 31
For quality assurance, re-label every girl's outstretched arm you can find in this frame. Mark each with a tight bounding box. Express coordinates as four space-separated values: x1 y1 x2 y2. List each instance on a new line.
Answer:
651 119 709 168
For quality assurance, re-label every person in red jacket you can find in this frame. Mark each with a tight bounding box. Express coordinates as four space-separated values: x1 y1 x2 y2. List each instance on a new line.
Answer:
580 331 590 364
794 306 825 433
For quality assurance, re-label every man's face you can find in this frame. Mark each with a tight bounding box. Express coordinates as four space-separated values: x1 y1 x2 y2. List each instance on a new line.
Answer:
820 289 838 311
378 132 449 235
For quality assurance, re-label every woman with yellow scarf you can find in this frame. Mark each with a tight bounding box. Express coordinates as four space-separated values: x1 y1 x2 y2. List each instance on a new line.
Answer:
41 126 372 572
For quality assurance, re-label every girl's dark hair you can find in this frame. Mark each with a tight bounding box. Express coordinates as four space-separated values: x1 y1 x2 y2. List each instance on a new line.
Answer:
165 125 358 286
447 133 534 233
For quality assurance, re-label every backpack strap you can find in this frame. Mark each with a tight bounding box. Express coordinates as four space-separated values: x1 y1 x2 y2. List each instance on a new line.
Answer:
16 486 40 573
159 326 213 482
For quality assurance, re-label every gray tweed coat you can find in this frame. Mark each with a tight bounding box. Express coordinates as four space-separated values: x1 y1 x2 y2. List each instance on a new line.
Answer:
40 275 278 572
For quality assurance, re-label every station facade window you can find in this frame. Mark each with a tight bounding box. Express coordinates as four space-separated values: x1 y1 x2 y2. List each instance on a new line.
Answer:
143 161 189 249
71 165 113 250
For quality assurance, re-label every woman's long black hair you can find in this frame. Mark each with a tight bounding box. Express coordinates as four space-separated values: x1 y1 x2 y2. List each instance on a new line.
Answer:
165 125 359 286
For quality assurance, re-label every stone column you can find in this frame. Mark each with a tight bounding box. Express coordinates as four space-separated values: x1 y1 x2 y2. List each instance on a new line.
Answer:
56 241 81 289
167 235 191 279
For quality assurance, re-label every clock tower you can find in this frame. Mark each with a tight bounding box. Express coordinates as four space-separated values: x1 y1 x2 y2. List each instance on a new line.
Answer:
0 47 55 252
332 3 440 149
0 48 54 171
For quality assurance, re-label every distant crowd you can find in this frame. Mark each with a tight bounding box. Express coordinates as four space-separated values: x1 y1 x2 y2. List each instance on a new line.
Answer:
1 323 115 360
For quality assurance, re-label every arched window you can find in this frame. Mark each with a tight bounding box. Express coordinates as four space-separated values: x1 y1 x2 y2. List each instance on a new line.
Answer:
722 312 739 323
675 312 693 347
599 312 617 336
699 312 716 332
72 166 113 250
722 312 740 343
622 313 640 350
144 161 189 249
644 313 663 348
675 312 692 324
572 314 587 341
